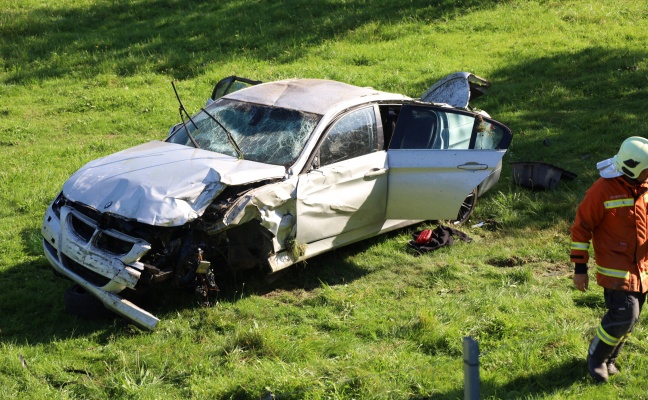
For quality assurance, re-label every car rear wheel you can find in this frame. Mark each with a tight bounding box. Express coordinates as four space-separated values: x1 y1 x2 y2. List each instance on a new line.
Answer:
451 188 478 225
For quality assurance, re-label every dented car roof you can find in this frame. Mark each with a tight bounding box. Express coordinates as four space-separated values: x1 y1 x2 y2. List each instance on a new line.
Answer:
223 78 408 115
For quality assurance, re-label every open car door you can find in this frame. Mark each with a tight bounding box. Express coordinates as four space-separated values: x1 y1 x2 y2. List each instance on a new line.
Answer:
385 104 511 220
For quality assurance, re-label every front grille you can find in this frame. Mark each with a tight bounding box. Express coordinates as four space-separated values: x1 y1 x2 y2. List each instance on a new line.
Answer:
61 254 111 286
96 231 134 255
67 205 135 256
70 213 94 243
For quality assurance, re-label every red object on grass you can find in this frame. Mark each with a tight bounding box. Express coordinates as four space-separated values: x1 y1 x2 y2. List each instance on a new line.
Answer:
415 229 432 244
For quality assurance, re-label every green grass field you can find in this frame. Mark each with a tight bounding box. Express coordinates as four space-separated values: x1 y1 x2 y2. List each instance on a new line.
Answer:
2 0 648 398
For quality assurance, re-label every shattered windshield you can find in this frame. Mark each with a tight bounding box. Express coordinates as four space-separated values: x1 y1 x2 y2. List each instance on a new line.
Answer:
166 99 321 166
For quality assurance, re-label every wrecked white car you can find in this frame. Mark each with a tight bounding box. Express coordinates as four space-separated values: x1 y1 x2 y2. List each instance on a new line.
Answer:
41 73 512 329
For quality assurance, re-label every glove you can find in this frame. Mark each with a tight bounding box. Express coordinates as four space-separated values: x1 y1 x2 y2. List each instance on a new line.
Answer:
574 263 587 274
573 263 589 292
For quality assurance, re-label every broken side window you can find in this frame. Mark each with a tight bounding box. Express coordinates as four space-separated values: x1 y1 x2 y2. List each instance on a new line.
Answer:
473 116 506 150
319 107 377 166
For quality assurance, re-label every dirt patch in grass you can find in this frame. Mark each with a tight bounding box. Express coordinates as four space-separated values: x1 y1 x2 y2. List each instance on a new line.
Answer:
487 256 530 267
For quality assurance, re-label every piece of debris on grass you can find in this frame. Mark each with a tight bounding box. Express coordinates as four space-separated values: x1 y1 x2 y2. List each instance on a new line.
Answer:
471 219 502 230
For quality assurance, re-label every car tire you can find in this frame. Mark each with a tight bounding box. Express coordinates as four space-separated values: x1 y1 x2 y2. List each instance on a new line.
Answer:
451 188 478 225
64 284 114 320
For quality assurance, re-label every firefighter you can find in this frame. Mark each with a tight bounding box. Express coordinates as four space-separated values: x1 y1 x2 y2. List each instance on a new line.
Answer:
571 136 648 382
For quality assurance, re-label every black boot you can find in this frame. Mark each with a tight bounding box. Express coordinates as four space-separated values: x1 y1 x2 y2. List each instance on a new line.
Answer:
587 336 616 382
607 341 625 376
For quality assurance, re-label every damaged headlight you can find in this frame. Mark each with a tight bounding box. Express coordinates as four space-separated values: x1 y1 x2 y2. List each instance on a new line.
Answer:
51 192 66 219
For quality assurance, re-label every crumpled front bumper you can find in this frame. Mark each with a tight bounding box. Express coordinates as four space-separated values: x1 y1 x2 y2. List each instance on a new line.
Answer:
41 204 160 330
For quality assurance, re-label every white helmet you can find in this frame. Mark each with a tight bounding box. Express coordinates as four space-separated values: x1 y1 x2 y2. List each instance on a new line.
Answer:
598 137 648 179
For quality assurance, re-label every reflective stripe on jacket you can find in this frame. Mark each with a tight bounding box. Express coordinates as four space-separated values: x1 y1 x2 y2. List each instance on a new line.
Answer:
570 176 648 293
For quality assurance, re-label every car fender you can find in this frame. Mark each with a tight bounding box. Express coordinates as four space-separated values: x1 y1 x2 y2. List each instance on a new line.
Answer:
223 177 298 252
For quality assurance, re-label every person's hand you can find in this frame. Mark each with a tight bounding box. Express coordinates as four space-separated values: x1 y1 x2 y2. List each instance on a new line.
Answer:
573 273 589 292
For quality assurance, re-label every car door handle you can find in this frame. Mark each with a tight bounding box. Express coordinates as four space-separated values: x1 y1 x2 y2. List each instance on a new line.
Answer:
364 167 388 178
457 162 489 171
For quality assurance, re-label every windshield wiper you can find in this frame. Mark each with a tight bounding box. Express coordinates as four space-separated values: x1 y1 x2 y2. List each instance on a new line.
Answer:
171 81 201 149
200 107 244 160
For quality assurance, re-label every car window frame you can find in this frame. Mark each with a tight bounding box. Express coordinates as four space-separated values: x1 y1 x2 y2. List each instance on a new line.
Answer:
306 104 383 170
387 104 512 151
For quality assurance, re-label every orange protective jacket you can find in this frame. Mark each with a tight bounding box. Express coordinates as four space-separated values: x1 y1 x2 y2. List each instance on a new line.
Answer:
570 176 648 293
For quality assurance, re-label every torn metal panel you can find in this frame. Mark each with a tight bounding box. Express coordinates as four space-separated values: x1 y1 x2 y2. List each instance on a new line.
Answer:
63 141 286 227
209 75 262 102
267 218 418 273
223 178 298 252
420 72 491 108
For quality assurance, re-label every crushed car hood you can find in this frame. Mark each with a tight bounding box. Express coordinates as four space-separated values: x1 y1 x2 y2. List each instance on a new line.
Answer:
62 141 286 226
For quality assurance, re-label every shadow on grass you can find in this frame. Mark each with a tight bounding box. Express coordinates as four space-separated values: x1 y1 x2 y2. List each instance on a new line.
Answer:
19 227 46 258
156 229 404 317
428 358 586 400
573 291 605 309
0 257 122 344
0 255 367 344
2 225 410 343
473 45 648 233
2 0 504 83
489 47 648 176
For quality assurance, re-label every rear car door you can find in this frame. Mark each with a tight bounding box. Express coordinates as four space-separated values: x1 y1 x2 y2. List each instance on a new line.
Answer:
385 104 511 220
